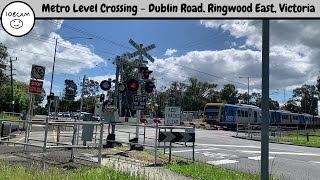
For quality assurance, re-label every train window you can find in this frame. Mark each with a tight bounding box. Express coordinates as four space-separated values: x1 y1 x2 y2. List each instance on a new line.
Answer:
245 111 248 117
241 110 245 117
237 110 241 117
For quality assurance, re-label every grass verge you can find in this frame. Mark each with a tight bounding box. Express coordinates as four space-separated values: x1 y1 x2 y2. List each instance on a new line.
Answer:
273 130 320 147
166 161 261 180
0 161 144 180
111 146 264 180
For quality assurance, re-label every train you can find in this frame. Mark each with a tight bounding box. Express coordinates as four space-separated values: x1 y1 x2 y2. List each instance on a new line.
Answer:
202 103 320 129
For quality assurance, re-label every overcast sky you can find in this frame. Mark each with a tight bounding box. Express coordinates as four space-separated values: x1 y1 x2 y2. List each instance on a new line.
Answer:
1 20 319 104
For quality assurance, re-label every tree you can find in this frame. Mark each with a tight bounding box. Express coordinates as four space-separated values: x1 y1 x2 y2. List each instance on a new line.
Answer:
80 78 99 112
293 84 318 115
182 77 217 111
63 79 78 101
220 84 238 104
0 80 30 112
0 43 8 80
283 98 301 113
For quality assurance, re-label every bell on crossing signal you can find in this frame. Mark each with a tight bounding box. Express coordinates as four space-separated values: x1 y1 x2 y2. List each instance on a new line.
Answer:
100 80 111 91
127 79 139 91
118 83 126 93
145 81 155 93
100 94 105 102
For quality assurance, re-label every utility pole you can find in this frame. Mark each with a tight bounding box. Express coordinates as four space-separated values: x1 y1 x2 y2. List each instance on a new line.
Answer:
261 19 270 180
9 57 17 113
48 38 58 117
112 56 120 135
239 76 249 104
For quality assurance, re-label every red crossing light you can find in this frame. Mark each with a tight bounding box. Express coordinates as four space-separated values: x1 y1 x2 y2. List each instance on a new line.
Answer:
127 79 139 91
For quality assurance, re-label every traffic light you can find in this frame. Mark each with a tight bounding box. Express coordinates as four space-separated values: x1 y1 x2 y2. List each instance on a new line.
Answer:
100 80 111 91
145 81 155 93
100 94 105 102
139 66 152 79
118 83 126 93
127 79 139 91
47 92 54 101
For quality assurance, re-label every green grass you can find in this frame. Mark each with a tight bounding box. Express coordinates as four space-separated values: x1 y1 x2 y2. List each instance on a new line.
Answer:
166 161 262 180
274 130 320 147
0 162 144 180
0 113 20 120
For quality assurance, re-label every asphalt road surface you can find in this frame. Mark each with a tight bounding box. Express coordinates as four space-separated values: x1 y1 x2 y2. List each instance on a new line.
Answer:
6 124 320 180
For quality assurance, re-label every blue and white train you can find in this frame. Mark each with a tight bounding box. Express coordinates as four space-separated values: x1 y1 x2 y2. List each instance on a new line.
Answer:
203 103 319 129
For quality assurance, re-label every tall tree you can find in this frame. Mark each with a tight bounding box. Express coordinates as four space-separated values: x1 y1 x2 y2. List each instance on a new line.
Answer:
182 77 217 111
63 79 78 101
283 98 301 113
220 84 238 104
0 43 8 80
80 78 99 112
293 84 318 114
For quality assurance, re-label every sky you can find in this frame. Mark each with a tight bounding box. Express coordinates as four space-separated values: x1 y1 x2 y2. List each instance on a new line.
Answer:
1 20 320 106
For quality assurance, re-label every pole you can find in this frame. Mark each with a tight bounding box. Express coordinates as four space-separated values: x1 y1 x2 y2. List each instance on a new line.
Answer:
136 44 143 139
261 19 270 180
10 57 15 113
48 38 58 117
247 77 250 105
112 56 120 135
77 75 85 145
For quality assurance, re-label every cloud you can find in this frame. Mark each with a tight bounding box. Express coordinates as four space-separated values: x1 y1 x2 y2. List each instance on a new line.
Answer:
88 75 116 83
164 48 177 56
0 20 106 84
198 20 320 94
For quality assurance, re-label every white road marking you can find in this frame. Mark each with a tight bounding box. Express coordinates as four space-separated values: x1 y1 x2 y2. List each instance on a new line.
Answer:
169 148 219 153
310 161 320 164
207 159 239 165
240 151 320 157
198 151 238 159
198 144 259 148
248 156 275 160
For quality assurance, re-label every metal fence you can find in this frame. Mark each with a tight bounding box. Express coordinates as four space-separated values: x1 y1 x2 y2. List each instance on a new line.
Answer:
0 117 196 169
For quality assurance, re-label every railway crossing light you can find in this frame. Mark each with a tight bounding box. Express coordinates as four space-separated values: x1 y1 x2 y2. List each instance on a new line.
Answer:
145 81 155 93
127 79 139 91
100 94 105 102
118 83 126 93
47 92 54 101
100 79 112 91
139 66 152 79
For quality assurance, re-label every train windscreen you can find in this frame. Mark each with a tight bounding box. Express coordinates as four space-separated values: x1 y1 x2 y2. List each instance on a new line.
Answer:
204 106 220 119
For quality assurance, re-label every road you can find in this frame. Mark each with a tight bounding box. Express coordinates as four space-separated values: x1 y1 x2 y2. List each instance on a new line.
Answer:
5 124 320 180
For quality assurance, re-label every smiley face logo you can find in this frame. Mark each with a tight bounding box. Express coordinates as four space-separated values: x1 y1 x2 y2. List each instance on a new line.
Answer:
10 19 23 29
1 1 35 37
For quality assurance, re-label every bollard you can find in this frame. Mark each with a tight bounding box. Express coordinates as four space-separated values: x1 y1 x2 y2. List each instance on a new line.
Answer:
57 125 61 143
306 133 309 142
169 129 172 163
98 122 104 165
154 123 158 166
0 120 3 140
164 128 166 154
143 125 146 145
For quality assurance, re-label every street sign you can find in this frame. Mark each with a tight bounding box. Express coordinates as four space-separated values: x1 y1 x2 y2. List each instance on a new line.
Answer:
31 64 46 80
165 106 181 125
158 132 195 142
133 95 146 110
127 39 155 63
29 79 44 94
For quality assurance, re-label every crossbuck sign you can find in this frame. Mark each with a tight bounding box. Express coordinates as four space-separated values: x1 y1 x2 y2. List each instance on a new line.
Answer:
127 39 155 63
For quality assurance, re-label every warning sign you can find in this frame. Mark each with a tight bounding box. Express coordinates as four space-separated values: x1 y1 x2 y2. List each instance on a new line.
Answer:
165 106 181 125
29 80 43 94
31 64 46 80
